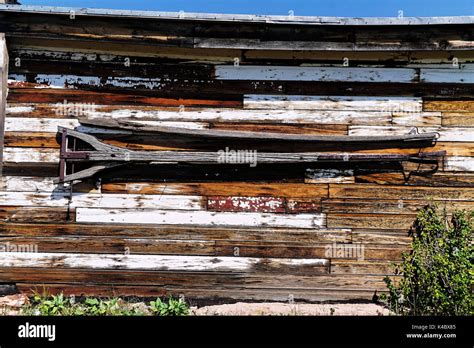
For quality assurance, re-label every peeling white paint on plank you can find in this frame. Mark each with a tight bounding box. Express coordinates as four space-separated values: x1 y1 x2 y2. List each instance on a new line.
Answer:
445 157 474 171
0 192 204 210
4 105 35 114
10 74 164 90
86 110 392 124
3 147 59 163
391 112 442 126
244 95 423 111
215 66 417 82
0 176 71 192
5 117 209 133
5 117 80 132
348 126 474 142
0 252 328 271
76 208 326 228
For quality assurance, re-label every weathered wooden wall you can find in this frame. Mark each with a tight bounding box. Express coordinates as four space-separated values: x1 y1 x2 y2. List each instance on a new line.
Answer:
0 34 7 175
0 7 473 302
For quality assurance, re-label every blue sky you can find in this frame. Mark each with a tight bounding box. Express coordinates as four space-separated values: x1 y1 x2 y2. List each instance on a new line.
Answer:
19 0 474 17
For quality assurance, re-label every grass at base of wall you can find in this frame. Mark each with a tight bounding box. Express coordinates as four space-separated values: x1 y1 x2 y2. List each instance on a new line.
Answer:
20 291 189 316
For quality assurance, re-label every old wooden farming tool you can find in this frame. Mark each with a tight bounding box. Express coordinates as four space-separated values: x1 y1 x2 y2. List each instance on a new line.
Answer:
55 127 445 183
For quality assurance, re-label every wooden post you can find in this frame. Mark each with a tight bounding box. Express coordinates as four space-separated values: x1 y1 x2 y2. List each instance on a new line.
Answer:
0 33 7 175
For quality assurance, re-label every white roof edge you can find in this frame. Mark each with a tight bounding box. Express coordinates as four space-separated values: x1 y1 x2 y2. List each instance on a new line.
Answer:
0 5 473 25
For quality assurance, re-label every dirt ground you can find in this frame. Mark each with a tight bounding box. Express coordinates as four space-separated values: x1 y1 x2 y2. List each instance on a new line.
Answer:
192 302 390 316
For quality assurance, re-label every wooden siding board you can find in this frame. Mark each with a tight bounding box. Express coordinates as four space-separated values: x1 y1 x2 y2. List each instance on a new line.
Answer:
0 223 351 243
101 182 329 198
75 208 327 228
0 192 205 210
0 252 329 274
328 184 474 200
244 95 423 111
215 66 418 82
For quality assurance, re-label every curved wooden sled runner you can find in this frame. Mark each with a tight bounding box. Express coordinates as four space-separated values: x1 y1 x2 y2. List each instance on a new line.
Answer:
55 127 445 183
79 118 440 144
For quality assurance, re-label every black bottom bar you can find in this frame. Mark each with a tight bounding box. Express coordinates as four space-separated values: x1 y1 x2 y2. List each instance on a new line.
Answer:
0 316 471 347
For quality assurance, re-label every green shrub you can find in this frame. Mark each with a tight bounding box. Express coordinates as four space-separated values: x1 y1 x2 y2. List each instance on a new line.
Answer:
149 297 189 316
381 205 473 315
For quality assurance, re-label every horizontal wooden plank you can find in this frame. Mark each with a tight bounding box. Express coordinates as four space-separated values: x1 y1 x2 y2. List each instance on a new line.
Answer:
351 231 411 246
355 171 474 187
15 283 377 301
244 50 474 64
3 147 58 163
0 236 216 256
5 103 237 119
81 109 394 125
0 252 328 274
391 112 441 127
424 100 474 112
445 157 474 171
0 267 389 290
214 66 417 83
198 37 474 51
5 116 208 133
0 192 205 210
211 123 349 135
0 223 351 243
0 176 97 193
420 68 474 84
244 95 422 111
3 131 196 150
9 80 474 100
6 86 241 104
327 213 416 229
329 184 474 200
322 198 474 214
330 260 400 275
441 112 474 127
0 207 74 223
101 182 329 198
215 241 407 261
5 268 246 287
5 117 79 132
11 33 242 58
348 126 474 142
4 132 60 148
334 142 474 157
75 208 326 228
0 235 404 261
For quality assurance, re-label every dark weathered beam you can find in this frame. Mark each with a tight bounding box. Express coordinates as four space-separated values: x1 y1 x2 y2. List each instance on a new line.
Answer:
1 8 473 51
